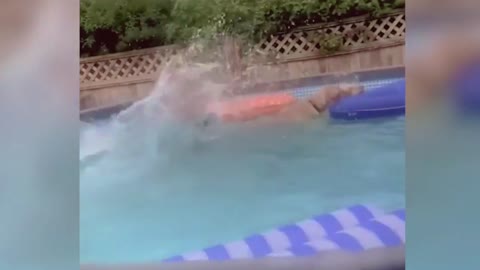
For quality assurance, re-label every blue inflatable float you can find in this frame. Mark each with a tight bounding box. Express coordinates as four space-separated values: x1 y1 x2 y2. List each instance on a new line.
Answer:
164 204 405 263
329 79 405 120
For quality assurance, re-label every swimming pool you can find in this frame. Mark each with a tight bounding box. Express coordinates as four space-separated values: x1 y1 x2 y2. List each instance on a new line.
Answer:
80 73 405 264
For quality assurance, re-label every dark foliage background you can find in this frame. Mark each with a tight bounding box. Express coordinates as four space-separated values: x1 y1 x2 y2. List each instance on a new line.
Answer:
80 0 404 57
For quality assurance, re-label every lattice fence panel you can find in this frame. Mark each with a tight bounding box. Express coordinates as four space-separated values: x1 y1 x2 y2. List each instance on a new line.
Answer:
80 47 179 88
80 12 405 89
255 12 405 61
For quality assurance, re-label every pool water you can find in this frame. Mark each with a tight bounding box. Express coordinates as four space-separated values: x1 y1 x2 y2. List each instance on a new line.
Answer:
80 113 404 263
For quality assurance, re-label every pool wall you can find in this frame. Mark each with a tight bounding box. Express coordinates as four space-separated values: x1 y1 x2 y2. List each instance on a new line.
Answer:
80 66 404 122
236 66 405 97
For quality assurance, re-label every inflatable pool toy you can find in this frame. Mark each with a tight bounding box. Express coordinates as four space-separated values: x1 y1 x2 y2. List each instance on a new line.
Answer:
268 209 405 257
329 79 405 120
209 93 296 122
164 205 404 262
163 204 405 262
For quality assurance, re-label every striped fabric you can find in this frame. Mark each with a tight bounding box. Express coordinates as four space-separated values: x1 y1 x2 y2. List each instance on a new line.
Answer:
268 209 405 257
163 204 385 262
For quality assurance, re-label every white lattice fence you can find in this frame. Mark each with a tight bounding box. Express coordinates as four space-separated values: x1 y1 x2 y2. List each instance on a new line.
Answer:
80 11 405 90
80 46 180 90
254 12 405 61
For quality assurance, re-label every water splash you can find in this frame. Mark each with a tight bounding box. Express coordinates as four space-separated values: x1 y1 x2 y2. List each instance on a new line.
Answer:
80 48 235 173
79 49 366 169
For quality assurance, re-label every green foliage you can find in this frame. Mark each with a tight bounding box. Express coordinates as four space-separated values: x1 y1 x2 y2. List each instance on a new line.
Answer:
80 0 174 56
81 0 404 57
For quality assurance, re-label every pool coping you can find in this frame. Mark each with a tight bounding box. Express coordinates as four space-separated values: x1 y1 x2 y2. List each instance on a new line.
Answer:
80 246 404 270
235 65 405 95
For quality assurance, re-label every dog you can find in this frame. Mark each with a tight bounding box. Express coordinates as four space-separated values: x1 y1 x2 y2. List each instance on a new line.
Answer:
260 84 364 123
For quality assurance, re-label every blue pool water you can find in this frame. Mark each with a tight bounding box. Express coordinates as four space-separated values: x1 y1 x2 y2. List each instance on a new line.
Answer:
80 113 404 263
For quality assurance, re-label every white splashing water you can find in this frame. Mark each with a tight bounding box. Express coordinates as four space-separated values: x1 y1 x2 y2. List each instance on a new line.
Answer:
80 54 232 170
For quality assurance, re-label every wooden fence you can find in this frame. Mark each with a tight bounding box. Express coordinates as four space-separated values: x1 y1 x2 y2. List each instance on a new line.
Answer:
252 10 405 62
80 11 405 109
80 45 181 90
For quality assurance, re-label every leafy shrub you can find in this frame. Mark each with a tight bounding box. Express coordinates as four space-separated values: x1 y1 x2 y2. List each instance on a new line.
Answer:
81 0 174 56
81 0 404 57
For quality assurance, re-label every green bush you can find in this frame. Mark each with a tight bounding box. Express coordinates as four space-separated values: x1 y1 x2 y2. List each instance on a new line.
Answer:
80 0 174 56
81 0 404 57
